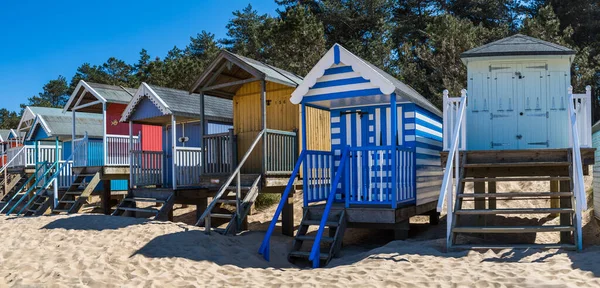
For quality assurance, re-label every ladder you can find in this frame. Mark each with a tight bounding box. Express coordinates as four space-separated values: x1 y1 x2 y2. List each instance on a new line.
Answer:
1 162 52 215
112 189 175 221
53 168 101 214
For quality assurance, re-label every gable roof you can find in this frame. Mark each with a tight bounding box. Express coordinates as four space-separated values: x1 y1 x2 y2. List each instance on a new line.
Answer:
291 44 442 117
0 129 11 142
63 80 136 113
461 34 576 59
121 83 233 124
16 106 65 138
26 112 103 141
189 50 303 98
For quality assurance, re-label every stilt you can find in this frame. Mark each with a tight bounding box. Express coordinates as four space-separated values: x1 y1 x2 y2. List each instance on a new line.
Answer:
168 209 174 222
102 180 111 215
487 177 496 209
196 197 208 220
282 192 294 237
474 180 486 226
393 220 410 240
550 180 560 217
429 210 440 225
559 180 572 244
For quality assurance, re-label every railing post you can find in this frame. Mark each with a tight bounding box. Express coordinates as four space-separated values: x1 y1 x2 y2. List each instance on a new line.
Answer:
229 128 236 173
585 85 592 147
442 90 449 150
460 89 467 150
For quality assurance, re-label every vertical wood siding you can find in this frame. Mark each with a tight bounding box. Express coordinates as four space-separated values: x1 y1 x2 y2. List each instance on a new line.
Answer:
593 129 600 219
412 105 443 205
233 81 330 174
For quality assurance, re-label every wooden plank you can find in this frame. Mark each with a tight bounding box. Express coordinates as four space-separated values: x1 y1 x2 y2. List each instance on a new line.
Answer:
487 177 496 210
102 179 111 215
459 192 572 198
463 176 571 182
560 180 572 244
550 180 560 217
456 208 573 215
282 192 294 237
465 162 570 168
474 180 485 226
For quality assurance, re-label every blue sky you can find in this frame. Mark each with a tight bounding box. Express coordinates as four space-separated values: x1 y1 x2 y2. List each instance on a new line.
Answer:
0 0 279 112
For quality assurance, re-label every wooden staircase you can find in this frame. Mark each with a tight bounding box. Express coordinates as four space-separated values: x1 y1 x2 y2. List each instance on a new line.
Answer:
52 168 102 214
448 151 579 250
112 189 175 221
198 174 261 235
0 172 25 204
288 207 347 266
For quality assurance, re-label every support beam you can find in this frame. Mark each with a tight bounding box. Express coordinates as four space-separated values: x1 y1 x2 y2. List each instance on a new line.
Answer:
199 92 205 175
195 198 208 220
72 99 103 111
201 77 261 92
102 180 111 215
560 180 572 244
474 180 486 226
550 180 560 217
487 177 496 209
129 121 133 189
261 80 267 174
171 115 177 190
282 191 294 236
102 102 107 166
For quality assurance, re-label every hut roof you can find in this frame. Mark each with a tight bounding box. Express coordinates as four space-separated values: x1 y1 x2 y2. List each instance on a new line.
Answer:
291 44 442 117
461 34 576 59
27 111 102 141
0 129 12 142
63 80 136 113
121 83 233 124
190 50 303 98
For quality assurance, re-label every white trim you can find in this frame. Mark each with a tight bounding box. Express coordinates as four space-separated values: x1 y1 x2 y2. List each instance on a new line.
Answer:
416 112 443 128
63 80 107 113
304 82 379 97
120 82 171 122
291 44 396 104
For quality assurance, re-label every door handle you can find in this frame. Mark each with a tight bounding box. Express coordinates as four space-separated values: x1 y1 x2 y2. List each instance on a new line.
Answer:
516 135 522 140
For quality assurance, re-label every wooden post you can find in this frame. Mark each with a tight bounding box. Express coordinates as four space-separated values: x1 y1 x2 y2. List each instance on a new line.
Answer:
199 92 205 175
102 102 107 166
282 191 294 236
560 180 572 244
261 79 267 175
390 93 398 209
474 179 486 226
196 197 208 220
102 179 111 215
550 180 559 217
487 177 496 209
129 121 133 189
171 115 177 190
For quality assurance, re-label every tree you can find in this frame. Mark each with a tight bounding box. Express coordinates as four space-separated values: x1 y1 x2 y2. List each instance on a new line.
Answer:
221 4 274 61
0 109 20 129
22 76 70 109
440 0 527 31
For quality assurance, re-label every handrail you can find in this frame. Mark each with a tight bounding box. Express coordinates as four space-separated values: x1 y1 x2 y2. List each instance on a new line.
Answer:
568 85 589 251
258 149 307 261
436 89 467 249
309 146 350 268
0 161 46 214
2 161 51 215
195 129 266 229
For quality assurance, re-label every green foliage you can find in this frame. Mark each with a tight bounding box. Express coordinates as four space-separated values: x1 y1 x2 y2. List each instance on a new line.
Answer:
255 193 281 210
0 109 19 129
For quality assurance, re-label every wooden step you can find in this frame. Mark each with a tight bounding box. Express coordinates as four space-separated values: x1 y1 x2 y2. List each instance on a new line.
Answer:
459 192 573 198
117 207 159 213
455 208 574 215
451 243 576 250
295 235 335 243
217 199 238 205
123 197 166 203
302 220 339 227
453 225 575 233
226 186 252 191
58 200 76 204
464 162 570 168
64 191 82 195
288 250 329 260
210 213 234 219
52 209 69 213
462 177 571 182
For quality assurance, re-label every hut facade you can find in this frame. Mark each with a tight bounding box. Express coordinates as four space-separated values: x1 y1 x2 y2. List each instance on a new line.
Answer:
259 44 444 267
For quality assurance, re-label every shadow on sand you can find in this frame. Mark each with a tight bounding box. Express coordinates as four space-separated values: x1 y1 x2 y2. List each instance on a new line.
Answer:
41 214 152 231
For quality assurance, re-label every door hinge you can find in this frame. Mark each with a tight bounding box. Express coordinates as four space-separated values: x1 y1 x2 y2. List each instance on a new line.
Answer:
528 140 549 147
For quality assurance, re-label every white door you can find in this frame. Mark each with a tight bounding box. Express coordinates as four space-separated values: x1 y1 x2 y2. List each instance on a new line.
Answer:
491 64 519 149
467 72 491 149
518 63 548 148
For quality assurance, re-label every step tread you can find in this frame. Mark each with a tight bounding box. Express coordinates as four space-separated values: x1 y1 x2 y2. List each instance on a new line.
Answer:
451 244 576 250
464 162 570 168
117 206 159 213
302 220 339 227
58 200 76 204
123 197 166 203
295 235 335 243
217 199 238 204
455 208 574 215
210 213 234 218
459 192 573 198
462 177 571 182
64 191 83 195
288 250 329 260
453 225 575 233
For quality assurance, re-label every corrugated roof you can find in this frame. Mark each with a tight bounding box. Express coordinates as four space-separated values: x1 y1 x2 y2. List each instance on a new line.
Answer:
34 112 103 139
28 106 66 117
87 82 134 104
461 34 576 58
147 85 233 122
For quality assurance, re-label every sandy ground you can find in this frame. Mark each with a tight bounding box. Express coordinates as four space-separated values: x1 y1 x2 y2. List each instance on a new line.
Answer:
1 178 600 287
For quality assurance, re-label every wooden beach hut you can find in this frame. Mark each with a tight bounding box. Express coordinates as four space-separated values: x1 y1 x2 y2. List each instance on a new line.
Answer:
62 80 162 214
592 120 600 220
118 83 233 221
190 50 330 235
438 34 594 250
259 44 444 267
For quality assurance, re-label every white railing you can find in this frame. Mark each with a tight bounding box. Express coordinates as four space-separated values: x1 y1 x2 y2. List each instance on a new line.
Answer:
568 85 590 251
57 160 75 189
131 150 163 187
6 145 61 168
73 134 88 167
175 147 202 187
106 134 140 166
437 89 467 249
7 146 27 168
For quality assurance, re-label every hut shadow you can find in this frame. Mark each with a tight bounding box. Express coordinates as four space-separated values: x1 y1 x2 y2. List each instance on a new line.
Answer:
41 214 150 231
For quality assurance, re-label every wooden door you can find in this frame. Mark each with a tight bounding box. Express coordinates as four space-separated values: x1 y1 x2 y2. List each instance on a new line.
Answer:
491 65 519 149
518 63 548 148
467 72 491 149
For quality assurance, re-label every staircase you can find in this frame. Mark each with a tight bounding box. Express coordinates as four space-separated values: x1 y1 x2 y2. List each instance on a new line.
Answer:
197 174 261 235
1 162 51 215
446 151 579 250
53 168 102 214
112 189 175 221
288 208 347 266
0 172 25 204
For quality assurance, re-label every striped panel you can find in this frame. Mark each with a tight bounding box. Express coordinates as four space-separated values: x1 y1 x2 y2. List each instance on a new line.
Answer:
413 106 444 205
306 65 382 100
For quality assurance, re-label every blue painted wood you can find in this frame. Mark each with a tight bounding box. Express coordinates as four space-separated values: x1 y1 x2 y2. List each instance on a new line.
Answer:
334 45 340 64
324 66 353 75
303 88 384 103
391 94 398 208
129 97 164 121
301 103 308 207
311 77 370 89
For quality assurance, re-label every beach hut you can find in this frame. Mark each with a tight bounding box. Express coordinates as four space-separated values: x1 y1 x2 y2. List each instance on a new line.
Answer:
190 50 330 235
438 34 594 251
259 44 444 267
592 120 600 220
118 83 233 221
62 81 162 214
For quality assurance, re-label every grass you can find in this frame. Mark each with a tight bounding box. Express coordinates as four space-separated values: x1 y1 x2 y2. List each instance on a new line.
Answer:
255 193 281 211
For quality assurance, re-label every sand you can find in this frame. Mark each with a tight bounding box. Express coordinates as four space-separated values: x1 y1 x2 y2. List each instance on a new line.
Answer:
0 212 600 287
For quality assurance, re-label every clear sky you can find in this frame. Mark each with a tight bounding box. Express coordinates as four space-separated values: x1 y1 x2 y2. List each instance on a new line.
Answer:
0 0 279 112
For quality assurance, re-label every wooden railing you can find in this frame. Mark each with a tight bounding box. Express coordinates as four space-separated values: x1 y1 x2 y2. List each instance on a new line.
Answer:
131 150 163 187
568 85 591 251
57 160 75 189
6 146 27 168
175 147 202 187
265 129 298 175
203 130 236 175
106 134 140 166
73 134 88 167
437 89 467 249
